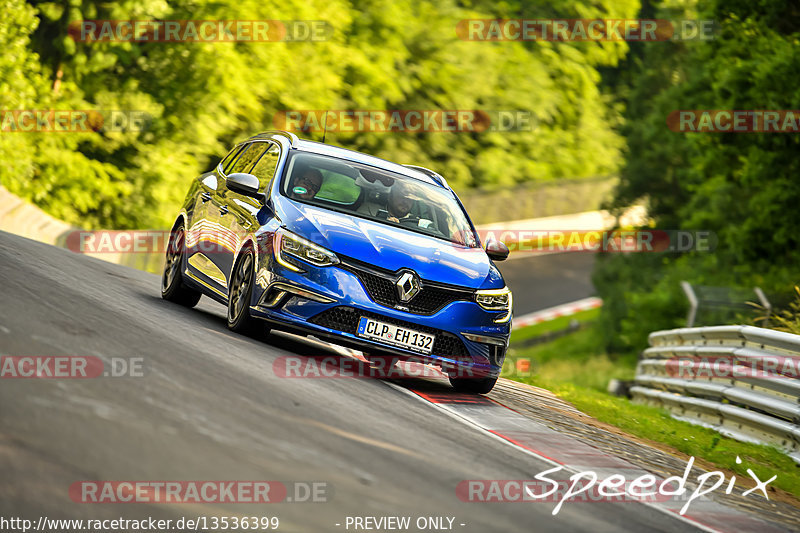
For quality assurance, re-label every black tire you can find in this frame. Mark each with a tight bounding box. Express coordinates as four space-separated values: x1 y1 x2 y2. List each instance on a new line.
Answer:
161 223 202 307
449 375 498 394
227 248 264 336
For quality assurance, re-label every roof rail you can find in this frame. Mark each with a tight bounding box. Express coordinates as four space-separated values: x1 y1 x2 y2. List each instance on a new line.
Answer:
243 130 299 145
403 164 448 188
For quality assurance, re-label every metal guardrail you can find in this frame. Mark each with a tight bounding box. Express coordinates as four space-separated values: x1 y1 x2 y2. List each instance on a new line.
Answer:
632 325 800 462
680 281 771 327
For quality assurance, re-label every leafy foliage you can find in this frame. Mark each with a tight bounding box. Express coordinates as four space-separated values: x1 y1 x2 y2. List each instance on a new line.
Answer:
758 286 800 335
595 0 800 353
2 0 635 228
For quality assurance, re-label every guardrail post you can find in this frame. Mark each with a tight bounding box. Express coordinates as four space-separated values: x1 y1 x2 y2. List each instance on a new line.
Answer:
754 286 772 327
681 281 698 327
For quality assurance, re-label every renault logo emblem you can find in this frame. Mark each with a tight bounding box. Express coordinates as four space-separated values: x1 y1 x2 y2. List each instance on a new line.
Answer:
395 271 420 302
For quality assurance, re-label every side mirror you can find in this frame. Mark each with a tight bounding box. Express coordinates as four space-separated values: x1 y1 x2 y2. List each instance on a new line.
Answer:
226 173 265 202
485 237 510 261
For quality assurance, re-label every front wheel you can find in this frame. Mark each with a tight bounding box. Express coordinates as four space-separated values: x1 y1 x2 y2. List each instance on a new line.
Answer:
161 224 202 307
227 249 265 336
449 375 498 394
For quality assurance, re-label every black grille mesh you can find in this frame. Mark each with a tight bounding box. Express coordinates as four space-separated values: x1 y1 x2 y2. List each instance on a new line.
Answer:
309 306 470 361
342 261 472 315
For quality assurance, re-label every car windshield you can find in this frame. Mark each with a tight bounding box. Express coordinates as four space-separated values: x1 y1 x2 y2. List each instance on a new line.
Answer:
281 151 479 247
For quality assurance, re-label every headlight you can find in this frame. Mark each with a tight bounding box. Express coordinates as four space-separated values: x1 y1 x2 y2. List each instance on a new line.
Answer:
274 228 339 272
475 287 512 323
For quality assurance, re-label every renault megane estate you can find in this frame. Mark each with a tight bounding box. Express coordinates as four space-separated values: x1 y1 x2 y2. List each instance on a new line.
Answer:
161 131 512 393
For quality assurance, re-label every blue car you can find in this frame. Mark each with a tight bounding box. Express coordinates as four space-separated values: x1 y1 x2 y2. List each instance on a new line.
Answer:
162 131 512 393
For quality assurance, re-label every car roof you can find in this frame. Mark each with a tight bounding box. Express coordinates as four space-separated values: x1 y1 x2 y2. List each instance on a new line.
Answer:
244 131 443 188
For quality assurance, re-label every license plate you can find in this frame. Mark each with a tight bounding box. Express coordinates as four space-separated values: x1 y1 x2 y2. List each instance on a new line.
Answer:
357 317 434 354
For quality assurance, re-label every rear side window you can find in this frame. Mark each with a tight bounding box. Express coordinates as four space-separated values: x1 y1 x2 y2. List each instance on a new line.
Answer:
219 145 245 173
229 142 268 174
251 143 281 189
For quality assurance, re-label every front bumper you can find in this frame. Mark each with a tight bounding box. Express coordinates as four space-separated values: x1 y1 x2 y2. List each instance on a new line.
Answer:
249 255 510 378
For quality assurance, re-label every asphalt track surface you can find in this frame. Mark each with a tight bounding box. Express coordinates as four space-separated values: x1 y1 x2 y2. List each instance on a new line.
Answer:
0 230 702 532
497 252 596 316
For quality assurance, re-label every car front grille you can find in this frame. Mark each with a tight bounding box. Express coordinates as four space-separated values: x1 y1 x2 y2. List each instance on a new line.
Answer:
340 258 473 315
308 306 470 361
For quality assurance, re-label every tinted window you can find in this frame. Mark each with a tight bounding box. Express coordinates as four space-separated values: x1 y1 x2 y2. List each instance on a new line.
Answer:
281 152 478 247
229 142 268 175
220 145 246 173
251 143 281 189
316 171 361 204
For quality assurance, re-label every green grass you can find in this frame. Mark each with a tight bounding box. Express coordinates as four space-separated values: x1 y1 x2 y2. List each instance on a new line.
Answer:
505 324 800 500
510 307 600 344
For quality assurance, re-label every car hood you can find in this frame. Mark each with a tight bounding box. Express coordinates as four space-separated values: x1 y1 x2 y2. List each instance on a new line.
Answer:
277 199 503 289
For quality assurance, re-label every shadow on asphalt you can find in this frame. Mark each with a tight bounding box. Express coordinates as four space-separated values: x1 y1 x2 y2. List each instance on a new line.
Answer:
145 292 469 398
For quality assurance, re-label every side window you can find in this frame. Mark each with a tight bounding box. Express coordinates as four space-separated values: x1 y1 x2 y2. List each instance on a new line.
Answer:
221 144 246 174
250 143 281 189
229 142 268 175
316 172 361 204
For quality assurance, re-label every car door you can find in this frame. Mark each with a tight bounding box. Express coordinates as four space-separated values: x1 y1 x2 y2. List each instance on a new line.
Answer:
216 141 270 286
225 140 282 256
185 145 245 290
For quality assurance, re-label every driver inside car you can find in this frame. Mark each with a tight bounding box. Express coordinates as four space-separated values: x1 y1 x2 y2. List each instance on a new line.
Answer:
386 182 414 223
358 181 416 223
289 168 323 200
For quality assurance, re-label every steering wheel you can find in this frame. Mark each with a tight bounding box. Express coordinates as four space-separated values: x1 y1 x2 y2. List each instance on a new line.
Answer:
399 216 421 227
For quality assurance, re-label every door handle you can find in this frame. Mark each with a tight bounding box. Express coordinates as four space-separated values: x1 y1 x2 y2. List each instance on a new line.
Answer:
219 205 229 215
200 192 212 203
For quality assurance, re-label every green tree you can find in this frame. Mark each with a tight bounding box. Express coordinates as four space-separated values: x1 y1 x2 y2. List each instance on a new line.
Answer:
4 0 636 229
595 0 800 353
